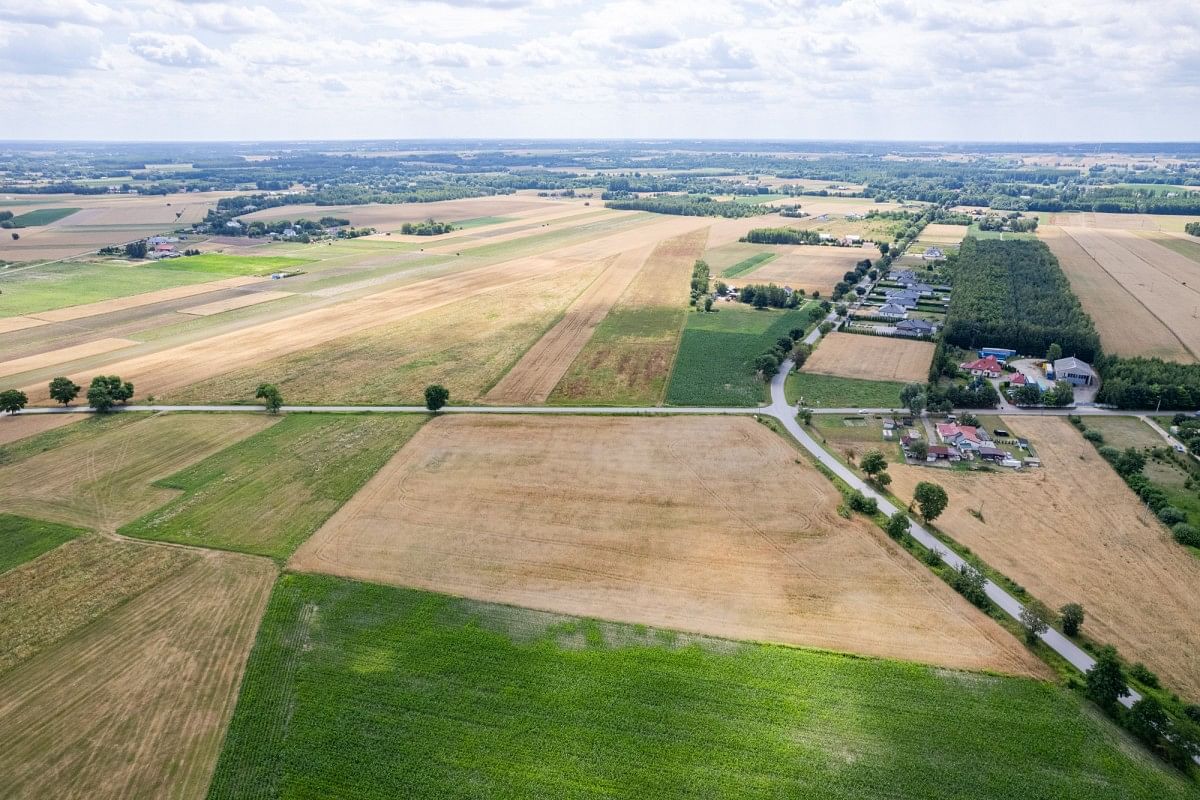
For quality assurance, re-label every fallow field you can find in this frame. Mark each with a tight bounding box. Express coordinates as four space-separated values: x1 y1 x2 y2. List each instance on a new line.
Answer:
889 416 1200 700
741 244 869 294
802 332 935 383
205 574 1189 800
291 415 1042 675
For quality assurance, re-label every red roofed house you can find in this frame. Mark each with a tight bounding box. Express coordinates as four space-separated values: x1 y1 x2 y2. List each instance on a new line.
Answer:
936 423 989 451
960 355 1003 378
926 445 961 462
1008 372 1027 386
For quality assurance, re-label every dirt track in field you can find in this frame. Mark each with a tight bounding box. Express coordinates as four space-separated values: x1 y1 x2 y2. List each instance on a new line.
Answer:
18 215 708 403
803 332 934 383
291 415 1045 677
890 416 1200 699
177 290 293 316
484 244 654 404
744 245 867 294
1042 226 1200 362
0 545 274 800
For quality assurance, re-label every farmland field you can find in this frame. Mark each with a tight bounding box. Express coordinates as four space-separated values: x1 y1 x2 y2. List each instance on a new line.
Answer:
165 261 604 405
785 371 906 408
889 416 1200 700
292 415 1041 674
8 207 80 226
1040 225 1199 362
0 413 273 531
122 414 426 559
742 245 869 294
720 251 776 278
665 303 816 406
802 332 935 383
550 227 709 405
146 253 310 276
207 573 1187 800
0 541 274 800
0 412 77 446
0 514 84 574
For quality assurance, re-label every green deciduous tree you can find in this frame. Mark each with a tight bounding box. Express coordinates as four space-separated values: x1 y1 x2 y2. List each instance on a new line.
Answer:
885 510 909 540
48 376 80 406
912 481 948 522
87 375 133 412
1060 603 1085 636
1019 599 1051 644
424 384 450 412
0 388 27 414
1085 646 1129 712
255 383 283 413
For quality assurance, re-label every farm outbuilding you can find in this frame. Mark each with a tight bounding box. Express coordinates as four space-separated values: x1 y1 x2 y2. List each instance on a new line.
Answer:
1052 357 1097 387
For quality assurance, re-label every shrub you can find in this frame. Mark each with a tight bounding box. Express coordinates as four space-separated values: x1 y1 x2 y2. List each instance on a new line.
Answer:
1128 662 1161 689
1060 603 1085 637
1156 506 1187 526
951 563 989 609
1171 523 1200 547
1082 429 1104 444
847 490 878 515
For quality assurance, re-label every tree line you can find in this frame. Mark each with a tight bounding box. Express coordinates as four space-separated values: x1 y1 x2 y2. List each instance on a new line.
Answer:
603 196 773 218
1094 356 1200 410
942 238 1101 362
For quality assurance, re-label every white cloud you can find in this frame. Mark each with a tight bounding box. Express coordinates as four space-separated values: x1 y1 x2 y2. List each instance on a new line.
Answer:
0 0 1196 139
129 32 222 67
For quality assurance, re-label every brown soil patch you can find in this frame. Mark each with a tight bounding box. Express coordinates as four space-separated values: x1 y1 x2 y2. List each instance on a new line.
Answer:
0 413 77 447
1045 226 1200 362
0 543 274 800
622 225 710 308
889 416 1200 699
291 415 1045 677
804 332 934 383
0 413 273 531
28 276 264 322
0 317 49 334
0 337 139 379
920 224 969 244
745 245 868 294
177 290 293 316
485 244 654 404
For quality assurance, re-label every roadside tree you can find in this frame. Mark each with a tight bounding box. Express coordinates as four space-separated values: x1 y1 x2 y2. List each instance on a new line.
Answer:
48 377 80 406
912 481 948 522
424 384 450 412
0 389 27 414
255 383 283 414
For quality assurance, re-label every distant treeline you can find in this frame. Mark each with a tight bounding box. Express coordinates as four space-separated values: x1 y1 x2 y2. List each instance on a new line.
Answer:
741 227 822 245
604 196 773 218
942 238 1100 361
1096 357 1200 410
401 220 456 236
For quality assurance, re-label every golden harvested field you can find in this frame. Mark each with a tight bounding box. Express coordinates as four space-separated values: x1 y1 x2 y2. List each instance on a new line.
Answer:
1040 225 1199 362
0 413 77 447
549 226 710 405
166 257 607 405
744 245 868 294
0 337 139 379
1042 212 1190 233
291 415 1045 677
485 244 654 404
0 413 273 531
803 332 935 383
919 224 969 245
0 317 49 334
415 208 614 252
890 416 1200 699
0 539 274 800
18 215 698 404
177 290 293 316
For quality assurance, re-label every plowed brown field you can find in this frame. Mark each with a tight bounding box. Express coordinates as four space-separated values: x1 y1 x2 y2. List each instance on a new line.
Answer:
743 245 867 294
890 416 1200 699
291 415 1045 677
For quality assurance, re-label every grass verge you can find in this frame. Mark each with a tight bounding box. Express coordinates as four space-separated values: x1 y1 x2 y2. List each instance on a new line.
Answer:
0 514 86 574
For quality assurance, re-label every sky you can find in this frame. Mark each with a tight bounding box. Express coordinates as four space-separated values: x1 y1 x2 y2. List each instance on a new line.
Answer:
1 0 1198 142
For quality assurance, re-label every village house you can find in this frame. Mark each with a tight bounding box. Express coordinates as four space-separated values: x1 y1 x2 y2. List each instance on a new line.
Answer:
1052 357 1097 387
960 355 1004 379
922 247 945 261
876 303 909 320
926 445 961 462
895 319 936 336
936 423 991 452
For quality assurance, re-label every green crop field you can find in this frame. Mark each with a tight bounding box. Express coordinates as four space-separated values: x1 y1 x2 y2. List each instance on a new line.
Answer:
0 261 222 317
721 252 777 278
666 304 816 406
147 253 311 276
121 414 426 559
786 372 907 408
207 574 1191 800
0 514 85 574
8 207 81 226
451 215 514 228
